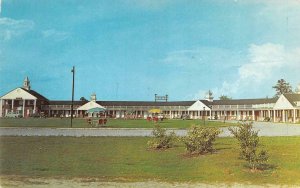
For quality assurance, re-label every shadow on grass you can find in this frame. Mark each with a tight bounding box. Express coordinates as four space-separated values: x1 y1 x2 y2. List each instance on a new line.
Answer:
243 163 278 172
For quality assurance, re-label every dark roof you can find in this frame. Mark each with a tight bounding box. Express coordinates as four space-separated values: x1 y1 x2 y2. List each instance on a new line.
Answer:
47 98 278 107
212 98 277 105
48 100 86 105
283 93 300 106
97 101 196 107
21 88 48 101
44 97 282 106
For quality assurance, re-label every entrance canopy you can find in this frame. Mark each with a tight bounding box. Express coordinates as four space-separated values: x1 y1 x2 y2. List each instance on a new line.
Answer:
188 100 210 111
77 101 106 111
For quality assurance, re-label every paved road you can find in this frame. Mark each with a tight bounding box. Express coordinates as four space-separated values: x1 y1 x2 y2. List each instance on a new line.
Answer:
0 122 300 137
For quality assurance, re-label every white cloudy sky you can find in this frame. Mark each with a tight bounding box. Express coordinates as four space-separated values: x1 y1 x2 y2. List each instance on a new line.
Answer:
0 0 299 100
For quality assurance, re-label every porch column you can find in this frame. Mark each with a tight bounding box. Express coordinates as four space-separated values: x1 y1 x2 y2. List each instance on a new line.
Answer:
33 99 37 114
282 110 285 122
252 110 255 121
12 99 14 112
22 99 25 117
293 109 296 123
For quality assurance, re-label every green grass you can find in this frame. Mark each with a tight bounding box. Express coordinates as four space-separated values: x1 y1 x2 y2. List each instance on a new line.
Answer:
0 118 234 128
1 136 300 185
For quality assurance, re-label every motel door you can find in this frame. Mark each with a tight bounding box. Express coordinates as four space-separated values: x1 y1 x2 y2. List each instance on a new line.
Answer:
254 111 259 121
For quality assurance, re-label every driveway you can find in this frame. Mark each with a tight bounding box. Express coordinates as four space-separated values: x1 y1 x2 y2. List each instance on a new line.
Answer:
0 122 299 137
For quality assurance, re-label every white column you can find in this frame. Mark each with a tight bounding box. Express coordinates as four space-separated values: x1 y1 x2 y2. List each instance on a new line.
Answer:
293 109 296 123
33 99 37 114
273 110 276 122
22 99 25 117
252 110 255 121
282 110 285 122
12 99 14 112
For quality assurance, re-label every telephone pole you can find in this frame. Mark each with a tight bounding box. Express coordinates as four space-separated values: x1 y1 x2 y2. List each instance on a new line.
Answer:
71 66 75 128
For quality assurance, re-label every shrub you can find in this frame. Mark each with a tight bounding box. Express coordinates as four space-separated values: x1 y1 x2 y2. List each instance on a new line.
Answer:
182 125 221 155
229 121 269 170
147 125 177 150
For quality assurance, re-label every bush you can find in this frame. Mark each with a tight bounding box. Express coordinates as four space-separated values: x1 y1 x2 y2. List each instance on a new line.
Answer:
182 125 221 155
229 121 269 170
147 125 177 150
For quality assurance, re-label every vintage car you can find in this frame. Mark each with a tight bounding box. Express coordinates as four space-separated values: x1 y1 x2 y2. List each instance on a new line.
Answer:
5 112 22 118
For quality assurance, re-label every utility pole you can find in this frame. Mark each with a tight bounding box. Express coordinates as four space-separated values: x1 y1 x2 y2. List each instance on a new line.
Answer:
71 66 75 128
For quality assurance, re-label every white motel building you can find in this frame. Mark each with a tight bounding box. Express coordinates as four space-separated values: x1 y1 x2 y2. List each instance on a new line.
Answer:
1 77 300 123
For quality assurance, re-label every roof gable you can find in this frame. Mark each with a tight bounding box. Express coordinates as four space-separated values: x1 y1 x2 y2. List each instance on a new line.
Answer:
283 94 300 106
273 94 295 109
1 88 37 100
188 100 210 111
77 101 106 110
23 89 48 101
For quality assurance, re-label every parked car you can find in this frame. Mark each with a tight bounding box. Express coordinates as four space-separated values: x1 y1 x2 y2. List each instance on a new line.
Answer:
5 112 22 118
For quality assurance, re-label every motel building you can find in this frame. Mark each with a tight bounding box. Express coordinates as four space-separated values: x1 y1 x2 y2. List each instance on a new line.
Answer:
1 77 300 123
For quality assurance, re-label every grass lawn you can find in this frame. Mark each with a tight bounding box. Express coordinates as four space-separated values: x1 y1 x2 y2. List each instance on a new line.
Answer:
1 136 300 185
0 118 234 129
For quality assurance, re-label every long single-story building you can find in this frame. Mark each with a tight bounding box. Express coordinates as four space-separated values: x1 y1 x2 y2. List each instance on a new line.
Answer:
1 77 300 123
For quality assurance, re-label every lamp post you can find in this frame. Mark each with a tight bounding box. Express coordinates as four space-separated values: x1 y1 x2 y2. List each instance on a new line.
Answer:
71 66 75 128
203 106 205 126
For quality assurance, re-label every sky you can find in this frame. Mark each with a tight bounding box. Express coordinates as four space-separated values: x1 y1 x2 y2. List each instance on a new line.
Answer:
0 0 300 101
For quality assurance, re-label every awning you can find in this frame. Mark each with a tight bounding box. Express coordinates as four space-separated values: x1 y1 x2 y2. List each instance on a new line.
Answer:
149 109 162 113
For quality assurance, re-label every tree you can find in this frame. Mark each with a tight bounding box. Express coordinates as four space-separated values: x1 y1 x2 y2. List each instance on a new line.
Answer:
147 125 177 150
80 97 88 101
272 79 293 98
182 126 221 155
219 95 232 100
229 121 269 170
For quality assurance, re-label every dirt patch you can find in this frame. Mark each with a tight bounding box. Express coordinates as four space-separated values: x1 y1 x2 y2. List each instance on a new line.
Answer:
0 175 287 188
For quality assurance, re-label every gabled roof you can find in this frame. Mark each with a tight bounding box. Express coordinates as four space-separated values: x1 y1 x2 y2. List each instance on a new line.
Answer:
77 101 106 111
283 94 300 106
188 100 211 111
212 98 276 105
21 88 48 101
1 87 48 101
